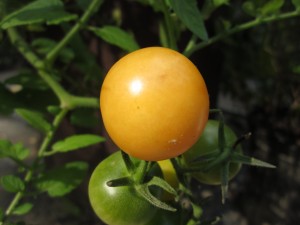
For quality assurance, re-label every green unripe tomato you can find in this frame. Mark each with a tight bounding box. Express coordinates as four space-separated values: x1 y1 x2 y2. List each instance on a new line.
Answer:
182 120 242 185
88 151 161 225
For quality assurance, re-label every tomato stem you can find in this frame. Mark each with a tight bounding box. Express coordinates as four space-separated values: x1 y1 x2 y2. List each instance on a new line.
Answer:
134 160 150 184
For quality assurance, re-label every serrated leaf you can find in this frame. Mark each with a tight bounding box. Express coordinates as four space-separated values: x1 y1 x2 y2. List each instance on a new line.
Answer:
231 152 276 168
34 161 88 197
260 0 284 15
0 0 78 29
12 203 33 215
169 0 208 41
90 26 140 52
147 176 177 196
137 184 177 211
292 0 300 10
0 175 25 193
50 134 105 154
15 108 51 133
70 108 99 128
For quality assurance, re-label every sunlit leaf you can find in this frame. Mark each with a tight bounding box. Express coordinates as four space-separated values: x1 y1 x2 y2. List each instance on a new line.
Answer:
34 161 88 197
90 26 140 52
169 0 208 41
0 175 25 193
15 108 51 133
12 203 33 215
50 134 105 154
260 0 284 15
0 0 78 29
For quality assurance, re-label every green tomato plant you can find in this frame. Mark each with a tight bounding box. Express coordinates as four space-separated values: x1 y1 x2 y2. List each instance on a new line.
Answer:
0 0 298 224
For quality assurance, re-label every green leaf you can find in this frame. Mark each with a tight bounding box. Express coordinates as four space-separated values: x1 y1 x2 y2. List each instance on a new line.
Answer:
12 143 30 161
90 26 140 52
137 184 177 212
34 161 88 197
0 140 12 158
31 38 74 63
15 108 51 133
231 152 276 168
292 0 300 10
47 105 61 115
169 0 208 41
0 0 78 29
0 140 29 161
191 202 203 220
50 134 105 154
260 0 284 15
242 1 257 17
70 108 99 128
4 70 49 91
0 175 25 193
12 203 33 215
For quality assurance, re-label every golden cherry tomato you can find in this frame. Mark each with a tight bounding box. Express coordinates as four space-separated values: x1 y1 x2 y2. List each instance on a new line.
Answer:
100 47 209 161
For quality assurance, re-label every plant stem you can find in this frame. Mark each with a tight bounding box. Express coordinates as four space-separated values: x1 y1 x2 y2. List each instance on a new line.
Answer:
45 0 103 65
0 109 68 224
161 1 177 50
7 28 99 109
68 95 99 109
134 160 150 184
184 10 300 57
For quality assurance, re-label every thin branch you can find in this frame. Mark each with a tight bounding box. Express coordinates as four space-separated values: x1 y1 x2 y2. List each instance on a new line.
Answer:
184 10 300 57
45 0 103 65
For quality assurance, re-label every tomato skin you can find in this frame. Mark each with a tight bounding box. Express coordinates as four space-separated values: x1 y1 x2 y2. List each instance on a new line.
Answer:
88 151 161 225
182 120 242 185
100 47 209 161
